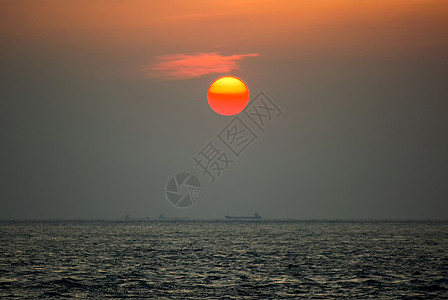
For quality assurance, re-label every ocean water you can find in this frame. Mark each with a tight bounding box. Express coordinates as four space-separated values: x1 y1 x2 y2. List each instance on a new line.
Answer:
1 221 447 299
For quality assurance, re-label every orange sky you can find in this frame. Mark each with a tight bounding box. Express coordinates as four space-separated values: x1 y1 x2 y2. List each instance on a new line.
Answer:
1 0 447 78
1 0 448 220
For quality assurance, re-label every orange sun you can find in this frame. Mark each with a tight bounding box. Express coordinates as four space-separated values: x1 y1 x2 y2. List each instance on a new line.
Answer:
207 76 249 116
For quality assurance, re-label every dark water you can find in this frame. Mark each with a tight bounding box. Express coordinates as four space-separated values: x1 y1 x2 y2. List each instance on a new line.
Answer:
1 221 447 299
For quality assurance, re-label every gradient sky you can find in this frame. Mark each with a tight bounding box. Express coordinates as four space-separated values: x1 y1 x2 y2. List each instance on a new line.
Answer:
1 0 447 219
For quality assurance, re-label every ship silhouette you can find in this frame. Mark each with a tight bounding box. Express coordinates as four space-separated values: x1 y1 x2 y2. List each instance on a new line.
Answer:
123 214 150 221
158 214 189 220
224 213 261 220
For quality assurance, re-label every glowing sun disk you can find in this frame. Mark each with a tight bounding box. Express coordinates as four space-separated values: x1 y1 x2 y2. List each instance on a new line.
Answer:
207 76 249 116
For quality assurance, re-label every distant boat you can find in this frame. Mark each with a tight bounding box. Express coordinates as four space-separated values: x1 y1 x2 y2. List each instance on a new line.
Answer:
225 213 261 220
122 214 150 221
158 214 189 220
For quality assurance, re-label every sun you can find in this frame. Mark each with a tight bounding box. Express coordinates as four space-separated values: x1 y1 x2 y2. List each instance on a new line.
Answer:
207 76 249 116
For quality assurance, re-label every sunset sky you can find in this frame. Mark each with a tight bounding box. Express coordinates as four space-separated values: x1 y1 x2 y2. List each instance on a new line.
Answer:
1 0 447 219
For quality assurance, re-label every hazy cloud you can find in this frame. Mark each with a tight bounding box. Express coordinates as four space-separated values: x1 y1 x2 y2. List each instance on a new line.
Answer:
148 52 259 80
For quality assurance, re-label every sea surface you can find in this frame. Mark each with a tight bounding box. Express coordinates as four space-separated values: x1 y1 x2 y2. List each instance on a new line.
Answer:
0 221 447 299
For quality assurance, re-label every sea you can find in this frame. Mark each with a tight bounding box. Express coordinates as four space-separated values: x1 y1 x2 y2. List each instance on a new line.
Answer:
1 220 447 299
